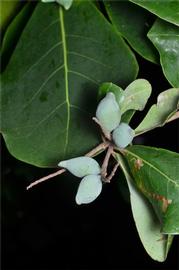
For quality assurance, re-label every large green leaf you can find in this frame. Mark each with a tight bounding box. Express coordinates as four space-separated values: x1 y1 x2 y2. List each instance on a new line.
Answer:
135 88 179 135
115 153 173 262
123 145 179 234
1 1 138 167
105 0 159 63
130 0 179 26
148 19 179 87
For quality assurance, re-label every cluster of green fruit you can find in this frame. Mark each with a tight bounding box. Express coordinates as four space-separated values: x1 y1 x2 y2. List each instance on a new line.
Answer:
59 92 135 205
96 92 135 148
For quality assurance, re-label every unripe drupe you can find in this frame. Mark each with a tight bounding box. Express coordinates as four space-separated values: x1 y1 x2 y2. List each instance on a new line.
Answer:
112 122 135 148
96 92 121 132
75 175 102 205
58 157 100 177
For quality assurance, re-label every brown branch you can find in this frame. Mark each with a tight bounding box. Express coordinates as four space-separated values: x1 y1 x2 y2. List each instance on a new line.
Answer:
101 144 113 181
26 169 66 190
85 141 109 157
106 162 119 183
26 142 109 190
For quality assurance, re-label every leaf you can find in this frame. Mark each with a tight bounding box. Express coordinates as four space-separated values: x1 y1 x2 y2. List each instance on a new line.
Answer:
96 92 121 132
1 1 138 167
123 145 179 234
130 0 179 26
1 2 35 72
115 153 173 262
135 88 179 135
58 156 100 177
0 0 22 36
75 174 102 205
148 18 179 87
105 0 159 63
120 79 152 114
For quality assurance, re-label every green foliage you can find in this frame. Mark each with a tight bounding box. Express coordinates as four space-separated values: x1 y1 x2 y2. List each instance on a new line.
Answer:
135 88 179 135
115 153 173 262
1 1 137 167
130 0 179 26
105 0 159 63
123 145 179 234
0 0 22 35
148 19 179 87
1 0 179 263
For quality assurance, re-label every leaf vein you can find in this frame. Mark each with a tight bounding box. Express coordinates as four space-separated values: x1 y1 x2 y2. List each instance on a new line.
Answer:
69 70 99 85
126 150 179 187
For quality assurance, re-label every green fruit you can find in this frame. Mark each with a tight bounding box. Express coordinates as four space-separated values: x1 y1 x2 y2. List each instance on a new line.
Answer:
112 122 135 148
96 92 121 132
75 175 102 205
58 157 100 177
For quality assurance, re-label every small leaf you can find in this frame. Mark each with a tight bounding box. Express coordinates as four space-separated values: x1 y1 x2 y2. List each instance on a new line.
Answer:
58 157 100 178
148 19 179 87
135 88 179 135
120 79 152 114
112 122 135 148
76 174 102 205
115 153 173 262
124 145 179 234
130 0 179 26
96 92 121 132
42 0 73 10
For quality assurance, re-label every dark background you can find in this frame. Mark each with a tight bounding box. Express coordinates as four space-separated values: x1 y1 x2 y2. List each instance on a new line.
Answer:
2 55 179 270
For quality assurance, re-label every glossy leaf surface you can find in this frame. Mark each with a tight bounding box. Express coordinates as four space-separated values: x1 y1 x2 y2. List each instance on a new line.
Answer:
115 153 173 262
130 0 179 26
105 0 159 63
135 88 179 135
1 1 138 167
75 174 102 205
148 19 179 87
124 145 179 234
58 156 100 177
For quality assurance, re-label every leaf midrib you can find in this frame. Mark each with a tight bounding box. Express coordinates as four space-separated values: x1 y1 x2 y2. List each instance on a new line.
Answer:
125 149 179 188
59 8 70 156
